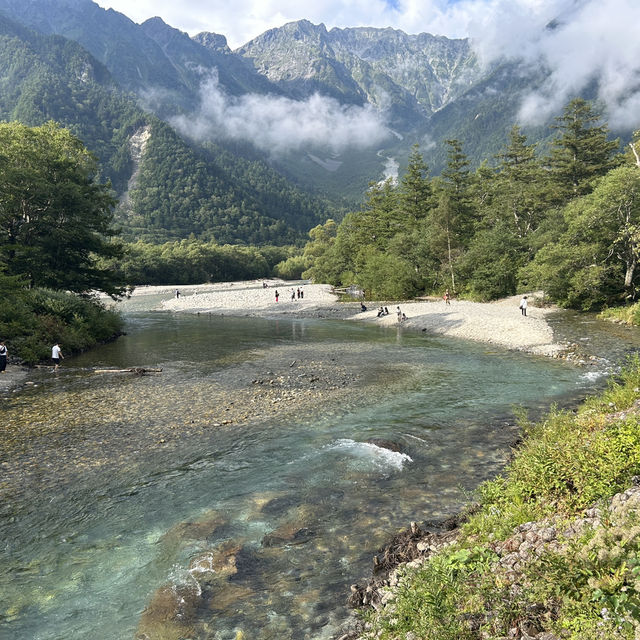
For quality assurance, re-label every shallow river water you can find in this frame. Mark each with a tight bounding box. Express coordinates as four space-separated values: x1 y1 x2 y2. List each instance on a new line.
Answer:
1 303 638 640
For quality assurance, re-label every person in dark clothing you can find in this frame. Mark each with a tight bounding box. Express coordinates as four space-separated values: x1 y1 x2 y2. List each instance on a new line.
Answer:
0 341 7 373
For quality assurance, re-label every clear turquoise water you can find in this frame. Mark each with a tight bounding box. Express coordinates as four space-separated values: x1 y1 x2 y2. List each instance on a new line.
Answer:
0 311 609 639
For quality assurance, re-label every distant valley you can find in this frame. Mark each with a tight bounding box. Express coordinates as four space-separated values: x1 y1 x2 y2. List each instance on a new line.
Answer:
0 0 626 243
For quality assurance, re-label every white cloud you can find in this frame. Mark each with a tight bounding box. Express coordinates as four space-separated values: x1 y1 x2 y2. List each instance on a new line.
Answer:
94 0 640 131
170 73 391 154
451 0 640 130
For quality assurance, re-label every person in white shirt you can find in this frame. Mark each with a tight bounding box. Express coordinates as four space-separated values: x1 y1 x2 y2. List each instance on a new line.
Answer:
0 341 7 373
519 296 528 317
52 343 64 370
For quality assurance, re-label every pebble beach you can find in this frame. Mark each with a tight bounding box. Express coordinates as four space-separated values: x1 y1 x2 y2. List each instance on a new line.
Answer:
155 280 564 357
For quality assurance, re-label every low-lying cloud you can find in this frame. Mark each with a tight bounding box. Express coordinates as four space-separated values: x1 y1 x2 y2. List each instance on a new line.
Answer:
171 75 390 155
100 0 640 132
460 0 640 130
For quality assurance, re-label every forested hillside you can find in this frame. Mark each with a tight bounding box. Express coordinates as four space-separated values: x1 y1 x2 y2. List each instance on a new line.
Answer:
0 10 337 244
0 122 124 362
0 0 590 200
122 120 336 244
302 99 637 311
0 12 144 193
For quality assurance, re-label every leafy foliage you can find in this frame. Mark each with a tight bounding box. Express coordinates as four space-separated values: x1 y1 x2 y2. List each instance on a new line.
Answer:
303 100 637 309
0 121 125 296
123 122 335 245
361 358 640 640
104 239 296 285
0 285 123 364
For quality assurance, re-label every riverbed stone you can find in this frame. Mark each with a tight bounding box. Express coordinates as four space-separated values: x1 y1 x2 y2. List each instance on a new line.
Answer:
208 584 254 612
188 541 242 582
136 582 200 640
262 524 315 547
157 510 227 557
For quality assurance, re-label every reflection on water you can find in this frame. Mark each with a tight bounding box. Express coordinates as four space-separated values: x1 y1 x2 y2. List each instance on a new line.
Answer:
0 312 618 639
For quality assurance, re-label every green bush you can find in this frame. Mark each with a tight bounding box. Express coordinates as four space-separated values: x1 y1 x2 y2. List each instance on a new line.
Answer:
273 255 308 280
0 288 123 364
361 358 640 640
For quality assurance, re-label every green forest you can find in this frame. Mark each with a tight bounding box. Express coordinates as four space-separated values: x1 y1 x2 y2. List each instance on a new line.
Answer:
0 16 344 247
106 240 297 285
0 121 124 362
122 121 341 245
302 98 639 311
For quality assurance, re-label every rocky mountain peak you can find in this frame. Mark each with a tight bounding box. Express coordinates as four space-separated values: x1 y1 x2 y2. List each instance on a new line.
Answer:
192 31 231 54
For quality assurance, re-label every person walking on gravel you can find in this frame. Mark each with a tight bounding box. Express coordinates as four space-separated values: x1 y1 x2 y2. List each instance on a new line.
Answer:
0 341 7 373
519 296 528 317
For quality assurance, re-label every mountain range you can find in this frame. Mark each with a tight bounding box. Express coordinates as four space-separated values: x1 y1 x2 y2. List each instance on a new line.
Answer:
0 0 621 244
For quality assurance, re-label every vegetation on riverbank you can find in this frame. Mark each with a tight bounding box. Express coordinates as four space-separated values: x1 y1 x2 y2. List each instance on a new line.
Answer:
302 99 640 312
100 240 302 285
356 358 640 639
0 122 127 362
0 284 123 364
599 302 640 326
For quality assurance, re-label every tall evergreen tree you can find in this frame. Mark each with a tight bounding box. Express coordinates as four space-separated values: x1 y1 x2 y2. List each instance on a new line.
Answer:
398 144 433 224
0 121 124 296
493 125 551 238
549 98 620 201
428 139 475 292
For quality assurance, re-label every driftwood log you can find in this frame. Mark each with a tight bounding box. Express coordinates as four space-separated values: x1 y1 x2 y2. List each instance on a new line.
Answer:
94 368 162 375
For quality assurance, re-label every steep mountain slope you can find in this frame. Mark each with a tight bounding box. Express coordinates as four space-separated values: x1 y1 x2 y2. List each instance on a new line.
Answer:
0 11 144 192
0 0 280 115
0 12 334 244
236 20 478 127
234 20 546 178
1 1 603 206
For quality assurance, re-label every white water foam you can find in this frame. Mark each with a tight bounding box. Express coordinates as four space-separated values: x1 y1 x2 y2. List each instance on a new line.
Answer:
579 370 608 383
324 439 412 471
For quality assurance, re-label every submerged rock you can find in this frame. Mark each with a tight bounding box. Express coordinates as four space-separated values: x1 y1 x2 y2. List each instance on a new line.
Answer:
262 525 315 547
157 510 227 550
135 582 200 640
365 439 405 453
188 541 242 583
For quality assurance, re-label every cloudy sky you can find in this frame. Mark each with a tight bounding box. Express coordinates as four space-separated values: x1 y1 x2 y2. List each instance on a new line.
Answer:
93 0 565 49
93 0 640 138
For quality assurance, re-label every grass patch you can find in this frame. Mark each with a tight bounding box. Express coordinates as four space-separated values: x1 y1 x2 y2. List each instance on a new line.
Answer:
359 357 640 639
599 303 640 326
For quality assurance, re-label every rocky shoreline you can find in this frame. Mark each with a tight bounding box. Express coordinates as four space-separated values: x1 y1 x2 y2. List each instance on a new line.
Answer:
151 281 567 358
337 478 640 640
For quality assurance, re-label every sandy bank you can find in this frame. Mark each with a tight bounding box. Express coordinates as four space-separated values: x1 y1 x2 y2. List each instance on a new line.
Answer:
152 281 563 357
358 295 563 357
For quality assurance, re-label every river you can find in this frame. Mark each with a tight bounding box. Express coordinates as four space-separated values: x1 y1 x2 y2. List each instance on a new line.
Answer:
1 300 637 640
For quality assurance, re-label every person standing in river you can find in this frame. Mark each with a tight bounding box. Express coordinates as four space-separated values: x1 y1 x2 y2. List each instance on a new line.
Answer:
51 342 64 371
0 341 7 373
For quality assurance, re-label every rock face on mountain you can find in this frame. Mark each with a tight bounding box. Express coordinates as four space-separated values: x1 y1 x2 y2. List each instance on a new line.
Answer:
0 0 604 229
0 1 496 136
236 20 478 126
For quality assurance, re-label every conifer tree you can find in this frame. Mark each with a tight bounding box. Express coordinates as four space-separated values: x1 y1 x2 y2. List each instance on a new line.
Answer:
549 98 619 201
491 125 551 238
398 144 433 224
428 139 475 292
